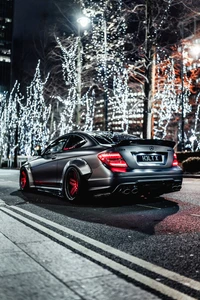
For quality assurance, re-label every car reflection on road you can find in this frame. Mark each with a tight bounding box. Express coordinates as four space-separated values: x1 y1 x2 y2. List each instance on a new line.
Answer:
14 187 179 236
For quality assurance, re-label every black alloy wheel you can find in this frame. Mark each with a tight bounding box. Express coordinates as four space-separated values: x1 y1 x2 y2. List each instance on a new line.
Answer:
64 167 82 201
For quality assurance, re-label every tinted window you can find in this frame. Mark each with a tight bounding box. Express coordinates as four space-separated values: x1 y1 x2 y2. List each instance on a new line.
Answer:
63 135 86 150
92 132 137 145
93 135 113 144
111 133 138 143
44 138 67 154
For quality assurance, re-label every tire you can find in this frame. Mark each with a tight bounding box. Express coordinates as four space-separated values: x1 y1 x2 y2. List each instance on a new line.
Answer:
19 168 30 191
63 167 82 202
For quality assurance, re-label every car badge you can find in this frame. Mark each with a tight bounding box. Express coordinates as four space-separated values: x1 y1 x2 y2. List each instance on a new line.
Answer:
149 146 154 151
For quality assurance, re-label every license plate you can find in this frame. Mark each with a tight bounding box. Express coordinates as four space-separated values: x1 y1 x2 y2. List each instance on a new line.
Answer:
137 154 162 163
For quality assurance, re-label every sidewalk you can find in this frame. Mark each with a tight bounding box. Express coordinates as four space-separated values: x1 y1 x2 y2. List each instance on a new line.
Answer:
0 201 159 300
183 173 200 178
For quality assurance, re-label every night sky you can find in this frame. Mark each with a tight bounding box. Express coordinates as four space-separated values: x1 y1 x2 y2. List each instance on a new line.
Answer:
13 0 79 39
12 0 79 84
13 0 51 38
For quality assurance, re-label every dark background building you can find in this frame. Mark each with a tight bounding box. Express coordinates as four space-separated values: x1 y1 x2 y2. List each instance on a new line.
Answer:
0 0 14 93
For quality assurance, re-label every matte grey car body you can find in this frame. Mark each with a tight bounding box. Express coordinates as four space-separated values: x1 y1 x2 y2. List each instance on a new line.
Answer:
19 131 183 201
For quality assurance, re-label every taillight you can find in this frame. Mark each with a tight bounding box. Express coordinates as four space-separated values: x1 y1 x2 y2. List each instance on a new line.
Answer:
98 152 128 172
172 153 178 167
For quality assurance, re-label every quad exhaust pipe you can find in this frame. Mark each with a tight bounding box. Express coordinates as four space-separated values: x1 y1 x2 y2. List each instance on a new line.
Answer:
120 183 182 195
121 185 138 195
172 184 182 192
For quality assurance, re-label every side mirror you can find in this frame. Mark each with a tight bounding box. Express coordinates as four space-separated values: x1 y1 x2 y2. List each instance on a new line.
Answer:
34 146 42 156
37 149 42 156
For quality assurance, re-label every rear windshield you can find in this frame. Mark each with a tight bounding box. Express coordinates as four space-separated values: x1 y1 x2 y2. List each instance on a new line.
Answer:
93 135 113 144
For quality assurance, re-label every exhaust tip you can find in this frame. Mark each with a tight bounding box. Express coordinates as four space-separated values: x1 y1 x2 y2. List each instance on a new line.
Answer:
122 188 131 195
131 186 138 194
172 185 182 191
117 184 138 195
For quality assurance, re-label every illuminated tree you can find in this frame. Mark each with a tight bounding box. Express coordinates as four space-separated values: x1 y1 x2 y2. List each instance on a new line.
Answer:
53 37 80 134
48 0 200 139
0 92 9 162
120 0 200 139
1 0 200 165
76 0 135 131
152 37 200 150
153 55 191 141
18 61 51 156
0 83 23 164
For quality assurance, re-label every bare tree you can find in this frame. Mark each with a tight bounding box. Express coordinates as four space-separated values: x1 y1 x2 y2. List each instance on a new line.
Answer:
12 0 200 139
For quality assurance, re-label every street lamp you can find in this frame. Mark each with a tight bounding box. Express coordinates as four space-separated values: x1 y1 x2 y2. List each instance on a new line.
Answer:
77 12 108 131
77 16 90 28
76 16 90 126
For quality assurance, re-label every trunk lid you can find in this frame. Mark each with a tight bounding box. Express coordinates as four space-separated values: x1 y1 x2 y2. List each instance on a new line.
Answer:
113 139 175 169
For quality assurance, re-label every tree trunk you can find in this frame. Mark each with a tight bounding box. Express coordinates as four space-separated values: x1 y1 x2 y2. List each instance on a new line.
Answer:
143 0 155 139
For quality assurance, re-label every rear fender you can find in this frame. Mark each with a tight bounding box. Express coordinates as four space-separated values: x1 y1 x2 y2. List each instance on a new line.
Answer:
22 164 35 188
62 159 92 179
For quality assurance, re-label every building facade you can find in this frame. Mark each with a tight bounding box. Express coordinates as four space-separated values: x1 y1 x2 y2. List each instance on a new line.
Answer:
0 0 14 94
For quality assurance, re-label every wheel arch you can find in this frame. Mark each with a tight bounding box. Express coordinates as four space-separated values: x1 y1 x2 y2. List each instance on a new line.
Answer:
20 164 35 188
62 158 92 180
62 159 91 201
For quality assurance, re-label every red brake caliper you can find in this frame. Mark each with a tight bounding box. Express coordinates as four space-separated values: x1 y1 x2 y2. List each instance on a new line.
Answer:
21 171 26 188
69 175 78 196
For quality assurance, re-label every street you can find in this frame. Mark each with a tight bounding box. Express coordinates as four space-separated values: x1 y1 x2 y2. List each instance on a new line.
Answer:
0 169 200 299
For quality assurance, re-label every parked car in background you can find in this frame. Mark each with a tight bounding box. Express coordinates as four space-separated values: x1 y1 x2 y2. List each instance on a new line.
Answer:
19 131 183 202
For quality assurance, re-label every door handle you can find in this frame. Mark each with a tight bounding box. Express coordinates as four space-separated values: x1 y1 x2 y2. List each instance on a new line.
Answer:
51 155 57 160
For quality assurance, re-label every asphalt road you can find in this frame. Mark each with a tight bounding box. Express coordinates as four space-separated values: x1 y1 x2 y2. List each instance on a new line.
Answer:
0 169 200 299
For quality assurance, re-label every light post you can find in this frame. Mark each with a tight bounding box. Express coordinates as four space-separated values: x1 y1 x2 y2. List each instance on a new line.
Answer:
79 12 108 131
143 0 154 139
76 16 90 126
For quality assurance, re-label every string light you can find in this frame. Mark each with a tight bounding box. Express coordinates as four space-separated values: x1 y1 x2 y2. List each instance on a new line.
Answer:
18 61 51 156
1 0 200 159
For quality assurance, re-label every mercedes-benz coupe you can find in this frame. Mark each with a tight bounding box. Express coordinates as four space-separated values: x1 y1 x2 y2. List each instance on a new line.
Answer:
19 131 183 201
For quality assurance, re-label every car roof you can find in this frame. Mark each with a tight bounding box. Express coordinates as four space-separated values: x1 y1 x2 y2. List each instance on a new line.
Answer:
52 131 138 145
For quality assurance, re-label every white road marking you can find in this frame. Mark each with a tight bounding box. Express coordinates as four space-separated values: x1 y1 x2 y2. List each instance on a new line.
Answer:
6 205 200 291
0 199 6 206
190 214 200 217
0 205 199 300
136 204 162 210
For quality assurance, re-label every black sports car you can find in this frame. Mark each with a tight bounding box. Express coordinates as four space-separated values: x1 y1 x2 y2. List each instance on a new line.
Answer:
19 131 183 201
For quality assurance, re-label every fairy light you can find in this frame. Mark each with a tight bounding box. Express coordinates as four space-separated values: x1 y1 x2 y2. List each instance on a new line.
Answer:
55 37 80 134
0 83 24 160
1 0 200 157
80 0 130 131
81 87 96 131
153 51 193 144
18 61 51 156
0 91 9 159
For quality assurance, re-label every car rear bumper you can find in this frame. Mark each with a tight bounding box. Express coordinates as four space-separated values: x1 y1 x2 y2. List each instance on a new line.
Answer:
88 167 183 197
113 178 182 196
